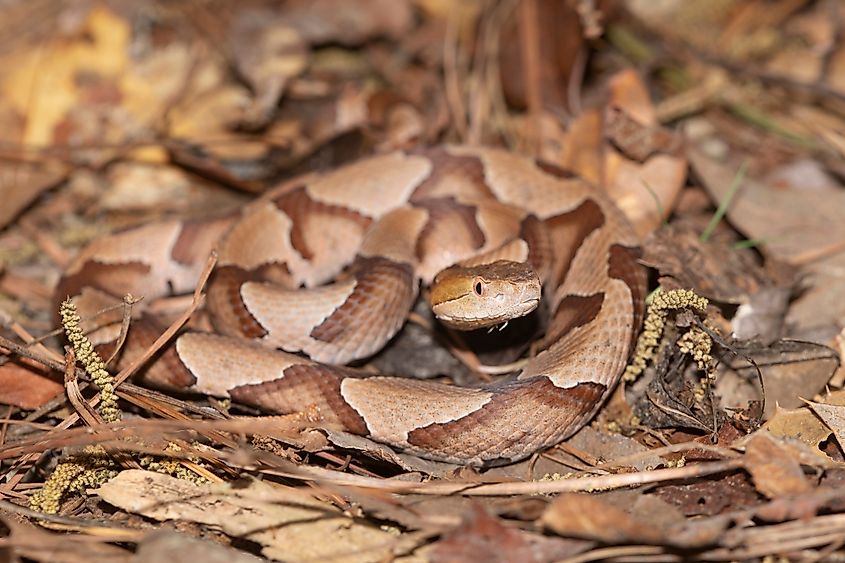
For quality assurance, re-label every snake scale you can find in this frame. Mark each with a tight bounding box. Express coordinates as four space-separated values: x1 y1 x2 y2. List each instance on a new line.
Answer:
59 146 646 466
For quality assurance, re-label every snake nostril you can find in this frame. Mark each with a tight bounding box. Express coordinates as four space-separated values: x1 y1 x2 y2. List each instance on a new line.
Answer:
474 281 483 296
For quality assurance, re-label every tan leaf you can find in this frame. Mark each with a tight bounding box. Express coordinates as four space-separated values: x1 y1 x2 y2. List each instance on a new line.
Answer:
807 400 845 452
744 432 811 499
763 406 833 459
604 70 686 238
135 531 265 563
688 136 845 339
0 361 63 410
728 340 839 418
542 491 727 548
0 159 67 229
430 504 545 563
97 470 421 563
541 493 665 544
280 0 414 45
688 142 845 265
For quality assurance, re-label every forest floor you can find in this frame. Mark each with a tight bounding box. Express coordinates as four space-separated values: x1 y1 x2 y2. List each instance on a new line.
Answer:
1 1 845 561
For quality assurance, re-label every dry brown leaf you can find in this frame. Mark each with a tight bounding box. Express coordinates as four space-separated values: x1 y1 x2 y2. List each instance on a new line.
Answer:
0 361 63 409
229 15 308 129
280 0 414 45
542 492 663 544
557 109 604 184
687 130 845 342
731 287 792 343
604 70 686 237
0 159 68 230
0 510 132 562
807 400 845 453
541 491 726 547
428 504 546 563
654 472 761 517
135 530 265 563
564 426 664 472
728 340 839 419
642 222 774 304
628 494 727 548
763 406 833 459
498 0 585 111
607 68 657 125
744 432 811 499
688 138 845 265
605 149 687 238
97 470 421 563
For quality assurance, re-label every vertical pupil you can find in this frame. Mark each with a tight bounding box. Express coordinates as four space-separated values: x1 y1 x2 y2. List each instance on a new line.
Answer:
474 281 483 295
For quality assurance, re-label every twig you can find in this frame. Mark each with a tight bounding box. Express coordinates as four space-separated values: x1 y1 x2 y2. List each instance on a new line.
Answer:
484 0 520 146
557 545 668 563
7 321 63 363
112 251 216 386
103 294 141 368
518 0 542 154
443 3 469 142
476 358 527 375
264 457 746 496
0 252 217 493
0 499 145 540
62 347 103 427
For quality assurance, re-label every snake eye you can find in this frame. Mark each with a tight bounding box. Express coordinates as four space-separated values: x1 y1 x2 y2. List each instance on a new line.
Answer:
473 280 484 296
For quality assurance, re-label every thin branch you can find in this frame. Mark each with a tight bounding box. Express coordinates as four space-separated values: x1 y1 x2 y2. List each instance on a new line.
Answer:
262 457 746 496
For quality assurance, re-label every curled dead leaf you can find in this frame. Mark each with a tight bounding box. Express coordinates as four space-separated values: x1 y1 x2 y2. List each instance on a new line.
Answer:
744 432 811 499
97 470 416 562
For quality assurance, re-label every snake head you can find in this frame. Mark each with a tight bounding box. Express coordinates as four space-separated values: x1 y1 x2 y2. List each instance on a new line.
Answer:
429 260 541 330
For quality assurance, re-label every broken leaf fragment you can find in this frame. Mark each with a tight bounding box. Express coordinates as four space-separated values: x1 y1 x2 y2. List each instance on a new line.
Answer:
97 470 421 562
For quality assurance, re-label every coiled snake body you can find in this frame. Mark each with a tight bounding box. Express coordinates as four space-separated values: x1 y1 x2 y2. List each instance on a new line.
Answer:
60 146 646 466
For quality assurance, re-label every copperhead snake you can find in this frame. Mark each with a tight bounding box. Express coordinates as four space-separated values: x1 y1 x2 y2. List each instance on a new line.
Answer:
58 146 646 466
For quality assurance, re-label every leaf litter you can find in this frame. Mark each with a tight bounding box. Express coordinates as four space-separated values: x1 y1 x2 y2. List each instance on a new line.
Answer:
0 1 845 561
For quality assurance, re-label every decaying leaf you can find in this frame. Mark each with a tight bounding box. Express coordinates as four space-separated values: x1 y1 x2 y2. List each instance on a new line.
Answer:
96 470 421 562
642 223 776 305
498 0 585 111
542 493 662 544
807 400 845 453
0 158 68 230
135 531 265 563
744 432 811 499
727 339 839 418
654 472 761 517
763 406 833 459
541 492 726 548
604 69 687 238
0 360 63 409
0 509 133 562
688 130 845 340
564 426 665 472
429 504 550 563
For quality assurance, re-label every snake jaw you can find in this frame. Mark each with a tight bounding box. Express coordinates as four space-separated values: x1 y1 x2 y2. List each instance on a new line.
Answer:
429 260 541 330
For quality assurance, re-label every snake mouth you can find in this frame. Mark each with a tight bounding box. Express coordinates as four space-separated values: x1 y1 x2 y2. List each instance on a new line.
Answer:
516 298 541 319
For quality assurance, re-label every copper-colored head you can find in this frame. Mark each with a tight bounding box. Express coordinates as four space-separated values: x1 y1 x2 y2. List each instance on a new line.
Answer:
429 260 541 330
